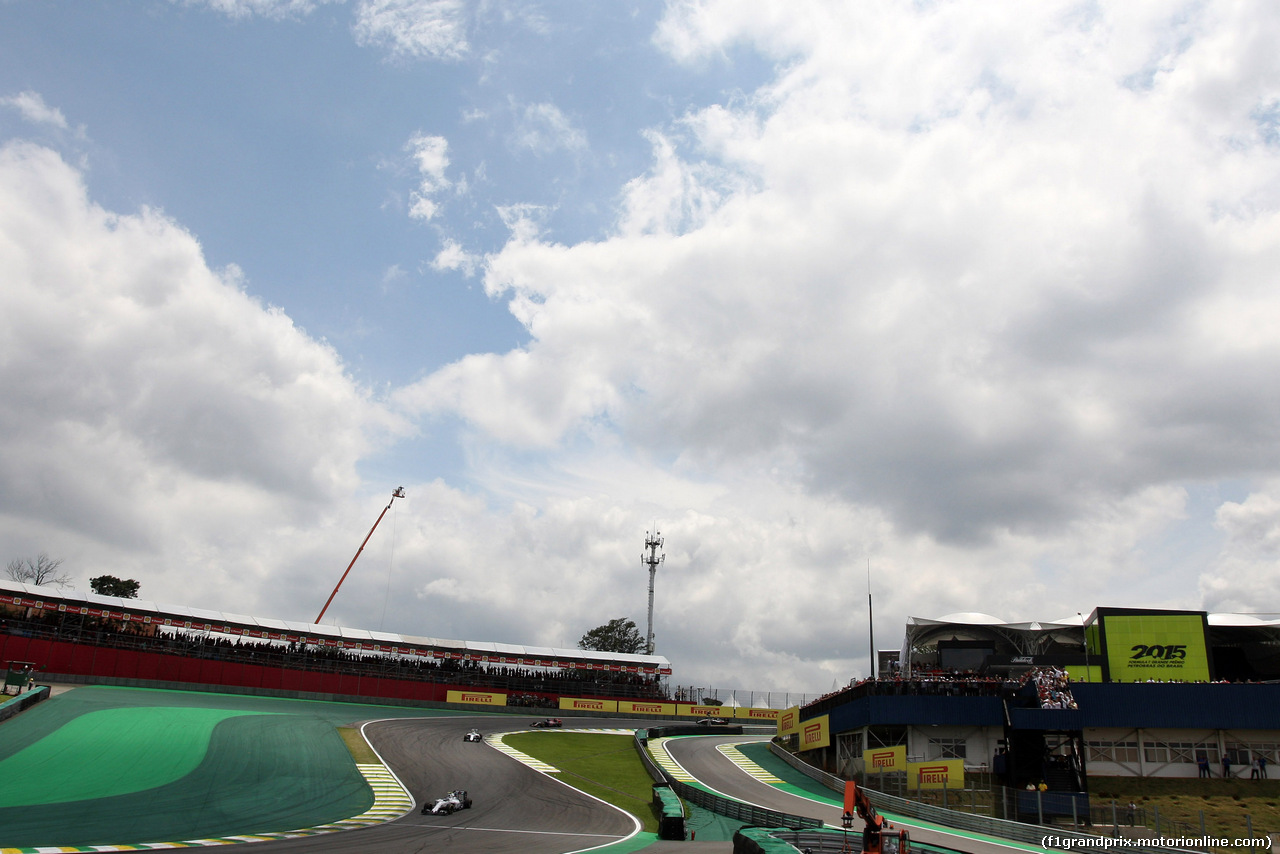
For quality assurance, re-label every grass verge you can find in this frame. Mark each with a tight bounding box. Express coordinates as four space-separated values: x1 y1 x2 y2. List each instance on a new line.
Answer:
337 725 378 764
503 731 660 834
1089 776 1280 838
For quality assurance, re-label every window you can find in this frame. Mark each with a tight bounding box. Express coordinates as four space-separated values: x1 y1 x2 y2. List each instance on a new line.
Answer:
927 737 967 760
1087 740 1138 764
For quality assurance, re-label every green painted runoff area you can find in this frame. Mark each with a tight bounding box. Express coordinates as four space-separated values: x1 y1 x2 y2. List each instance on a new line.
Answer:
734 741 1046 854
0 685 465 849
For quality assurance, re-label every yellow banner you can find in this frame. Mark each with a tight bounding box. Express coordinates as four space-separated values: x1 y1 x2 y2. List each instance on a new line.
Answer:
618 700 676 716
908 759 965 789
735 707 781 722
677 704 728 717
799 715 830 751
777 705 801 737
446 689 507 706
558 697 618 713
863 745 907 773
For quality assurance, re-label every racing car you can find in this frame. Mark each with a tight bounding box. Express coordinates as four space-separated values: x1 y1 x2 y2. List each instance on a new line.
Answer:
696 716 728 725
530 718 563 728
463 728 482 742
422 789 472 815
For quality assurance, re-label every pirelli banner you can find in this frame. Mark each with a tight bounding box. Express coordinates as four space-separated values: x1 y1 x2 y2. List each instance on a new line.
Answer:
618 700 676 716
908 759 964 790
446 689 507 706
559 697 618 713
677 704 728 717
798 715 831 752
734 707 781 723
863 745 907 773
777 705 801 737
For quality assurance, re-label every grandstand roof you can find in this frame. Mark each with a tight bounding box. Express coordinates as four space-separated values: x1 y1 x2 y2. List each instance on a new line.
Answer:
0 579 672 674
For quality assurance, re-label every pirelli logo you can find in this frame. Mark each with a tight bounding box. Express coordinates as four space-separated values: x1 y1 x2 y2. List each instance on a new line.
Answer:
917 765 950 784
570 699 604 710
742 708 777 718
780 712 796 730
871 750 897 768
632 704 662 714
802 722 823 745
447 689 507 706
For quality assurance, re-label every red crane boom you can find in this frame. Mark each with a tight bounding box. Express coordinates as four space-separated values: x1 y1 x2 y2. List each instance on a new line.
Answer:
314 487 405 624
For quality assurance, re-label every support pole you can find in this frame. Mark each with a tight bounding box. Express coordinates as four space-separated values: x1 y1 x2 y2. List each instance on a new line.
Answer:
315 487 405 624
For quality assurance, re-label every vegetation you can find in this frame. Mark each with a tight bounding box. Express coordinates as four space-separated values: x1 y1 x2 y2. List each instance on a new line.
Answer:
5 553 71 587
578 617 646 655
1090 776 1280 839
88 575 141 598
337 726 377 763
504 731 659 833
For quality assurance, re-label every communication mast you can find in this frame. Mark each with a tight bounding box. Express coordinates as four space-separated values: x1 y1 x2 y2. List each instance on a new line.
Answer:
642 529 665 655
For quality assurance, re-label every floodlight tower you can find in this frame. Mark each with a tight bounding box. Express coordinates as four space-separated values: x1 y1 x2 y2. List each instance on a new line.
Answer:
642 530 665 655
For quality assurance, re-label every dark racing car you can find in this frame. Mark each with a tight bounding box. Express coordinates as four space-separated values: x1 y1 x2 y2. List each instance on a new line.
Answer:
530 718 563 728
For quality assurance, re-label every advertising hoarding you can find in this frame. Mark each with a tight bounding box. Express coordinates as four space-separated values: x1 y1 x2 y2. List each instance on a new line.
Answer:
863 745 907 773
908 759 965 790
446 689 507 706
1101 611 1211 682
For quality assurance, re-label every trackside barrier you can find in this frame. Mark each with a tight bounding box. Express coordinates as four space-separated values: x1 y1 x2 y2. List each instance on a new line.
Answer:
653 783 686 840
767 741 1194 854
733 826 815 853
636 729 822 832
0 685 49 724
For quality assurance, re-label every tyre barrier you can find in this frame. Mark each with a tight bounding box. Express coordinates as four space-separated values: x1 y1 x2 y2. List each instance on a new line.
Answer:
653 783 686 840
0 684 48 724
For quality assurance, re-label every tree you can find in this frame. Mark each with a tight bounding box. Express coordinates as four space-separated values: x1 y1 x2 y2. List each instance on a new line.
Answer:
5 553 72 587
577 617 646 654
89 575 141 599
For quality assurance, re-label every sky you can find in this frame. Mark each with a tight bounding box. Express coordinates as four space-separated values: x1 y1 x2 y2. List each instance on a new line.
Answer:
3 0 1280 700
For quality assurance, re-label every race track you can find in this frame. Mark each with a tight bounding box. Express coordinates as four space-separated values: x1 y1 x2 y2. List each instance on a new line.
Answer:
226 715 646 854
663 735 1037 854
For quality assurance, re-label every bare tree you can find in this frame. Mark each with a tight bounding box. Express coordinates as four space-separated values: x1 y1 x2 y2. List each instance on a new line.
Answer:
5 553 72 587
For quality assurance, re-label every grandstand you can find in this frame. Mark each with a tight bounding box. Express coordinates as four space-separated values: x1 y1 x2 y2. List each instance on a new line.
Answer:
0 579 671 706
785 605 1280 819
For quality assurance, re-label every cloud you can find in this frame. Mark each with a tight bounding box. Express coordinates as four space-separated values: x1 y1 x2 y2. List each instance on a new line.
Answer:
353 0 469 61
511 101 588 155
391 0 1280 670
0 141 402 614
173 0 337 19
1201 484 1280 613
405 132 451 221
0 92 69 130
431 238 479 277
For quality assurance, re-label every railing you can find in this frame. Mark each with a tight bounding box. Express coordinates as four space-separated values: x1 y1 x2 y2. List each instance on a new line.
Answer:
635 728 821 831
769 741 1196 853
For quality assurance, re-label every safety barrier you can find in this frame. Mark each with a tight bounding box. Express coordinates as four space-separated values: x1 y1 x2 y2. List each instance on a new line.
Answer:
733 826 820 853
653 784 686 840
635 728 822 832
0 684 49 724
768 741 1193 853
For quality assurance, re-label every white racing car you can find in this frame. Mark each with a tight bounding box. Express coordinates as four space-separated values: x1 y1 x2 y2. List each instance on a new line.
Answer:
463 728 482 742
422 789 473 815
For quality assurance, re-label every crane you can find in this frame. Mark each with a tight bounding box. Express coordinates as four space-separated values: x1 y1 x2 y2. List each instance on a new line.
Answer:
314 487 405 624
843 781 910 854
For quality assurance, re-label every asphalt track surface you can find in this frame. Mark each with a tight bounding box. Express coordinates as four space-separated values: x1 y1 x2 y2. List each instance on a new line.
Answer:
664 735 1034 854
236 714 654 854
